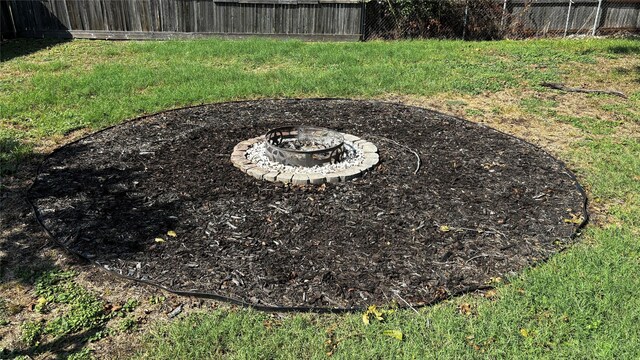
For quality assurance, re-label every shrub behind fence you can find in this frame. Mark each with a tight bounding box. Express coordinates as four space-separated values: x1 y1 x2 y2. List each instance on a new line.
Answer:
364 0 640 40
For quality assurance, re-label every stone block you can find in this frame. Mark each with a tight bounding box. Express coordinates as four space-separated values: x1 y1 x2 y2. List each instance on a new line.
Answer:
308 174 326 185
263 172 279 182
276 172 294 184
326 174 341 183
337 168 362 182
247 167 268 180
234 143 249 151
240 163 257 172
343 134 361 143
360 143 378 154
291 174 310 185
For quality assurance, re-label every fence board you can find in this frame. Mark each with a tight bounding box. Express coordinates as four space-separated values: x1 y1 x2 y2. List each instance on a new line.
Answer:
3 0 362 38
1 0 16 38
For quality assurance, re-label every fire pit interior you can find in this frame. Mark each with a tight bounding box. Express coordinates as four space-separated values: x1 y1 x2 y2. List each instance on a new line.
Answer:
266 126 345 167
27 99 588 311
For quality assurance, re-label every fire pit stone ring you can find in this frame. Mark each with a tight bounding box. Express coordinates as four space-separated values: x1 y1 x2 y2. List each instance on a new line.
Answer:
231 127 379 185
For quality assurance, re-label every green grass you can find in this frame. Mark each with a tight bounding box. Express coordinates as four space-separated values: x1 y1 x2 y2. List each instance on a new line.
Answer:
557 115 621 135
2 37 640 358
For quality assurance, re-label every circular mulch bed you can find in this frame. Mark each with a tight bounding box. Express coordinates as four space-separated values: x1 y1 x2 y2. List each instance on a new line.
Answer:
27 99 587 311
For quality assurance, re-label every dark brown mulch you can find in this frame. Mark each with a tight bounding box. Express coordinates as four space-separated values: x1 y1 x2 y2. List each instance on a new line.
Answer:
27 99 587 310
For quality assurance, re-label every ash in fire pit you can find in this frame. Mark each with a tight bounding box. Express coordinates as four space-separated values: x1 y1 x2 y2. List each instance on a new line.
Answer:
231 126 379 185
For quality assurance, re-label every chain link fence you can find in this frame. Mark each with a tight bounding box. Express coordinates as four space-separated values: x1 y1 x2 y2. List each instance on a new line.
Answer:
363 0 640 40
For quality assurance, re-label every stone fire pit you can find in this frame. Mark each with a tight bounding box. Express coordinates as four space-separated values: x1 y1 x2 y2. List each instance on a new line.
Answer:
231 125 379 185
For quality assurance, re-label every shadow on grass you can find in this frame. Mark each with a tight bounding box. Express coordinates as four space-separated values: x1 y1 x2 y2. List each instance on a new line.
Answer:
0 135 35 177
3 326 104 359
607 39 640 56
0 38 70 62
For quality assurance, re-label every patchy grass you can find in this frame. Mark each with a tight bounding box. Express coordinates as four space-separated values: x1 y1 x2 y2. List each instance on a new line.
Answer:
0 128 32 176
32 271 107 337
1 37 640 358
9 270 107 356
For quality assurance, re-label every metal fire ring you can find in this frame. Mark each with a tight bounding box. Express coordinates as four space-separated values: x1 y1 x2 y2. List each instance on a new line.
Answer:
265 126 346 167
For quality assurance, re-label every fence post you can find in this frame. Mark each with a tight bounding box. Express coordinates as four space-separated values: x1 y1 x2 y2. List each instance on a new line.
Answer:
462 0 469 40
500 0 509 30
592 0 603 36
563 0 573 37
359 0 366 41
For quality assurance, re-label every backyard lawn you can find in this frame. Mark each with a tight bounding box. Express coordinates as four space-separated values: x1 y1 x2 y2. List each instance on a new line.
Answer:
1 37 639 359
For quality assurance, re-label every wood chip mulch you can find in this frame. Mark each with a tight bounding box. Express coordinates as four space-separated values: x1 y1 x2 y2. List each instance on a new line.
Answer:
27 99 588 310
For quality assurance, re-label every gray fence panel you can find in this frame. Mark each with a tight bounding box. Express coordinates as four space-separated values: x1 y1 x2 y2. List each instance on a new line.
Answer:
7 0 363 40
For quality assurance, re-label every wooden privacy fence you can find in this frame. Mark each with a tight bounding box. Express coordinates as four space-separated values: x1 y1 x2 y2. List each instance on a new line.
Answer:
1 0 364 40
0 0 639 41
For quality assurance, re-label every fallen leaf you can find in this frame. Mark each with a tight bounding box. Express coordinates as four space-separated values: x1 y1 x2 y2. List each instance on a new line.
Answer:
362 312 370 325
484 289 498 298
167 230 177 237
383 329 403 341
154 237 165 243
363 305 386 325
369 305 384 321
563 215 583 224
459 303 472 315
439 225 451 232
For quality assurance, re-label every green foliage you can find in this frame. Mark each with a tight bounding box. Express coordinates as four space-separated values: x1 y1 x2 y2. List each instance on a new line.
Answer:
33 271 107 337
122 298 140 313
148 295 166 305
366 0 503 40
118 316 138 333
66 347 94 360
20 321 43 346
